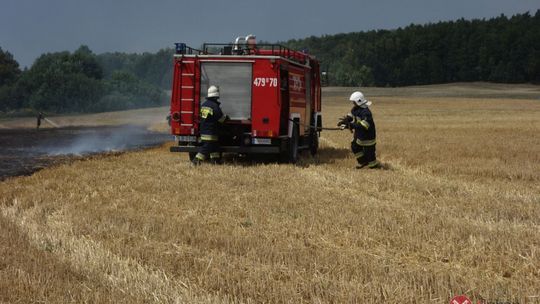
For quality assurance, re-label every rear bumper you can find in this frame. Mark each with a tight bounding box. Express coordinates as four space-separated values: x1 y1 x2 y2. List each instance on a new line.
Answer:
170 145 280 154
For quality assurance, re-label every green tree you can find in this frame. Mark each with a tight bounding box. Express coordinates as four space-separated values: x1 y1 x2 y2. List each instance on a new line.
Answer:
92 71 166 112
0 47 23 111
2 45 170 113
0 47 21 87
73 45 103 80
15 48 104 112
96 48 174 89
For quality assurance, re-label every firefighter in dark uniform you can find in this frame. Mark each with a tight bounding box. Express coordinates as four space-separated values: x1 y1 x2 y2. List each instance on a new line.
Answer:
193 85 228 165
338 91 380 169
36 112 44 129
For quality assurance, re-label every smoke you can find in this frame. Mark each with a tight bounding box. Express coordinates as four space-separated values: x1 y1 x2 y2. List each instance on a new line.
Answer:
41 125 170 156
0 125 171 180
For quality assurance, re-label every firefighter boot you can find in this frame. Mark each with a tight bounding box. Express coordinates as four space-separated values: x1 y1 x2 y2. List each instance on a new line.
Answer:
209 152 222 165
367 160 381 169
354 151 368 169
191 152 206 166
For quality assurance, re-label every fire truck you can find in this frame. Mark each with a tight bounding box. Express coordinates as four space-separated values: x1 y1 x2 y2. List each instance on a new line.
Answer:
169 35 322 163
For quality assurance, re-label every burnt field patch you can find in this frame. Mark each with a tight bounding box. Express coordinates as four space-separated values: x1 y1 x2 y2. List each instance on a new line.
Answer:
0 125 170 180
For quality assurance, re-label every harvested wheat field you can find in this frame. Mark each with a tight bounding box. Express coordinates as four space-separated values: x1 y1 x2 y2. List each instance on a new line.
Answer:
1 84 539 303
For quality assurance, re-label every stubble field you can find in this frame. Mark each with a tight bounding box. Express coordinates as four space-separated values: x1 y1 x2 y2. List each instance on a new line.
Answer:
1 84 539 303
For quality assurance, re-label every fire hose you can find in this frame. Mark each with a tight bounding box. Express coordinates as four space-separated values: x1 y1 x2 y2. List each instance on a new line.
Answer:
288 119 346 131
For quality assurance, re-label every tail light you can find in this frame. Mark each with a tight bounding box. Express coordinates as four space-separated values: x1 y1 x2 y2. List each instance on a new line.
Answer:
253 130 274 137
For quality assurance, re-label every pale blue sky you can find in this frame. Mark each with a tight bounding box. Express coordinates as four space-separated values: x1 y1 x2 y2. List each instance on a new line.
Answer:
1 0 538 67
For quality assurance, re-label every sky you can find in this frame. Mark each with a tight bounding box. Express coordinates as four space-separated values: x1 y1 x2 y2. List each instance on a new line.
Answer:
1 0 538 68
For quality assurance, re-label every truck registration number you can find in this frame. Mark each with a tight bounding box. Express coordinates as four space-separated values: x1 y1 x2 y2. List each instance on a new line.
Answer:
253 77 277 87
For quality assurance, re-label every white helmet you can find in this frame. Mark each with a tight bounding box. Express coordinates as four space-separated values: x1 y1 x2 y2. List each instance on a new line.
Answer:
349 91 372 107
246 34 256 49
208 85 220 98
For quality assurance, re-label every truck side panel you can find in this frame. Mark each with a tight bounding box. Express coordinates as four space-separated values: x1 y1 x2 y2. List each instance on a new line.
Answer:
288 66 307 136
312 61 322 113
251 59 280 137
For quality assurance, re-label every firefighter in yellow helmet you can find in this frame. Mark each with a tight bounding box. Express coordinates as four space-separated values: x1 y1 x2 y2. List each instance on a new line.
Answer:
193 85 228 165
337 91 380 169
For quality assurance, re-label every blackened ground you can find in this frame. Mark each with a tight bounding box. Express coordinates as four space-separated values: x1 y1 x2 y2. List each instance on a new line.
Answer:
0 125 171 181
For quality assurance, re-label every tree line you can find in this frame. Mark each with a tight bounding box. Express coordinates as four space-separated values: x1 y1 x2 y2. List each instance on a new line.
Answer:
0 46 173 114
96 48 174 90
285 10 540 86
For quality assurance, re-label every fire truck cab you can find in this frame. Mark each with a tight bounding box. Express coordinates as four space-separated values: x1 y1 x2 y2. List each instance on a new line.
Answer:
169 36 322 163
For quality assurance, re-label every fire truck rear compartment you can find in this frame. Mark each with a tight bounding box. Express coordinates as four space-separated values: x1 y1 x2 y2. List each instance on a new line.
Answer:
200 62 252 121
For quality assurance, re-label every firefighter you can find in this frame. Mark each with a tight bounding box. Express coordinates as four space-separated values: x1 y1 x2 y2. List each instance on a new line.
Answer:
337 91 380 169
246 34 257 55
36 112 44 129
193 85 228 165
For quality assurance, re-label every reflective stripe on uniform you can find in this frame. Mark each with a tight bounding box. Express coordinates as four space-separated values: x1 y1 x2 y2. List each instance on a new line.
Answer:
351 115 370 129
210 152 221 159
195 153 206 160
368 160 380 168
200 134 218 141
200 107 213 118
354 152 364 158
359 120 370 129
356 138 376 146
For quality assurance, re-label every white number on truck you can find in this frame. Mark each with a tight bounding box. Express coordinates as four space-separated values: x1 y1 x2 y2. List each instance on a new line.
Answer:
253 77 277 87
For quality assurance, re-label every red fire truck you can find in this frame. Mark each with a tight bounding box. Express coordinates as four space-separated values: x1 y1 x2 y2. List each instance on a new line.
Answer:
169 36 322 163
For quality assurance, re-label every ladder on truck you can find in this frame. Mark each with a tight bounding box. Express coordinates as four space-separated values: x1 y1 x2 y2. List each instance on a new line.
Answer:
178 58 197 134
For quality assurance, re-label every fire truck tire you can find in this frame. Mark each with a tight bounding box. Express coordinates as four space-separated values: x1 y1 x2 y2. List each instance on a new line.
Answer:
309 129 319 156
282 124 299 163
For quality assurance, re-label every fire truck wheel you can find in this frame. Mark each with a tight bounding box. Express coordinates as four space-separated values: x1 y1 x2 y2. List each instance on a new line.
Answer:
282 124 299 163
309 130 319 156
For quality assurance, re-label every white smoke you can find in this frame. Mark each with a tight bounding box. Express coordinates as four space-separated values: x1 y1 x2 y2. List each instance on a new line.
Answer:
0 124 170 180
42 125 169 156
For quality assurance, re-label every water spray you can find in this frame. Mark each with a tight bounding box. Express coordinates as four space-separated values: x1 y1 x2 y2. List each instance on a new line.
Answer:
43 118 60 128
